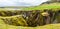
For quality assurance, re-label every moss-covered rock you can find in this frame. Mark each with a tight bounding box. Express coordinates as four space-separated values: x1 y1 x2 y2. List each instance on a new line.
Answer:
0 10 60 27
0 15 28 26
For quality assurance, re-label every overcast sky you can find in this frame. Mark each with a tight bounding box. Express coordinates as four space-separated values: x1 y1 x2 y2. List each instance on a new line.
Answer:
0 0 48 7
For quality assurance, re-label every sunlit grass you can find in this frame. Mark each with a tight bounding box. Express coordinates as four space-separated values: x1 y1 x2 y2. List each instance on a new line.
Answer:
22 3 60 11
0 3 60 11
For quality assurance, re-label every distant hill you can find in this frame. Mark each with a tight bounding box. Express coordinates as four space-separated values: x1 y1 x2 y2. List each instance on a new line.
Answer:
50 0 60 2
22 2 60 11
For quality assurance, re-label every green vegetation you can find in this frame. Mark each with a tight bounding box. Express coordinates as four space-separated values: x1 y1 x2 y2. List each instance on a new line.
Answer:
0 15 60 29
0 3 60 11
0 19 60 29
0 3 60 29
0 15 28 26
22 3 60 11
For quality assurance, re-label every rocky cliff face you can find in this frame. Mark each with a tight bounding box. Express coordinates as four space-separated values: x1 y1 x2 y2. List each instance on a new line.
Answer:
0 10 60 27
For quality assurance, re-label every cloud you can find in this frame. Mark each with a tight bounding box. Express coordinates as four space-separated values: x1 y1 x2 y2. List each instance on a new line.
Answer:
0 0 48 7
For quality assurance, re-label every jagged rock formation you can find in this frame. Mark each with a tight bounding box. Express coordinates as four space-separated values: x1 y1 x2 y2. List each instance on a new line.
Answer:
0 10 60 27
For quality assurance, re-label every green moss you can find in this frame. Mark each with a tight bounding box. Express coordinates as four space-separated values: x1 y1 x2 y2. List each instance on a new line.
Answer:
0 15 28 26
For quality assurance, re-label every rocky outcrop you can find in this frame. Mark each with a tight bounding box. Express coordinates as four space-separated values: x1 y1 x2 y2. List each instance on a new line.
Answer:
0 10 60 27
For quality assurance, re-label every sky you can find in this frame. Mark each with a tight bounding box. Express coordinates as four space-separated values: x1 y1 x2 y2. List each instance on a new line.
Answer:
0 0 48 7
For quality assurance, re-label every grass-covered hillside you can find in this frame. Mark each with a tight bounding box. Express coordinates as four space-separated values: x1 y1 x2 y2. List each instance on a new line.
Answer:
22 3 60 11
0 3 60 11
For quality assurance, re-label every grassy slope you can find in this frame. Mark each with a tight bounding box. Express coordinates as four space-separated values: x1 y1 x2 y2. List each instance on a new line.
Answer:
23 3 60 11
0 3 60 11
